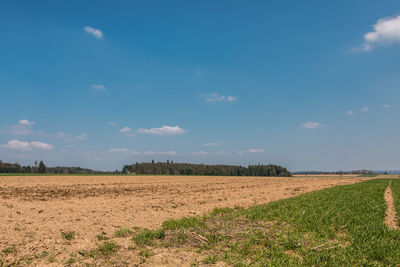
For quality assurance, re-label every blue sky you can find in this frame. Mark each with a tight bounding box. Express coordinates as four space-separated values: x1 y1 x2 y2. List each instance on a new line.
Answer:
1 0 400 171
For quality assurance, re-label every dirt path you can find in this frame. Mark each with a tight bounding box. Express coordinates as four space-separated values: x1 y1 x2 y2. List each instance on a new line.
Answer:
384 181 399 230
0 175 367 265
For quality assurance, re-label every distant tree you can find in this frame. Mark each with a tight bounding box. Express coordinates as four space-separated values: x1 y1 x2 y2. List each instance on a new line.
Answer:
38 161 46 173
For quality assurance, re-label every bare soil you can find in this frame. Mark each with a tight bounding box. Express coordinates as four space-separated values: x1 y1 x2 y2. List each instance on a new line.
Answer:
384 181 399 230
0 175 367 265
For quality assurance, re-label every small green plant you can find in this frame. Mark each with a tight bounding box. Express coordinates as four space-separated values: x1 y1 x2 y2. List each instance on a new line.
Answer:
139 248 154 258
61 231 76 241
98 241 118 256
2 244 17 255
96 232 109 240
66 257 76 265
162 216 204 230
132 229 165 245
47 251 56 263
203 254 218 264
114 228 133 237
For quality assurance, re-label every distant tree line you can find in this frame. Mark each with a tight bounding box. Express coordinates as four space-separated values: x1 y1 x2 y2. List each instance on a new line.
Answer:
122 161 291 177
0 160 109 174
0 160 35 173
293 169 376 175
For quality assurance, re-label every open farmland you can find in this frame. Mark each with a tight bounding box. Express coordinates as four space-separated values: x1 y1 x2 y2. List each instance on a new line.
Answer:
0 175 369 266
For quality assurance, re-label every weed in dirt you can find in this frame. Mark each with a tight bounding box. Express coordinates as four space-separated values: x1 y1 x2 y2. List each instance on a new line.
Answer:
2 244 17 256
132 229 165 246
96 232 109 240
13 224 23 231
162 216 204 230
139 248 154 258
66 257 76 265
114 228 133 237
47 251 56 263
97 241 119 256
61 231 76 241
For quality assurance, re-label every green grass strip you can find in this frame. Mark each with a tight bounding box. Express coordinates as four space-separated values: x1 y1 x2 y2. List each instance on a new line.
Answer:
390 179 400 224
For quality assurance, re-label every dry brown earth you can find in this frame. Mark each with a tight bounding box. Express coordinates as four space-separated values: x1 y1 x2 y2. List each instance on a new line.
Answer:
0 175 368 265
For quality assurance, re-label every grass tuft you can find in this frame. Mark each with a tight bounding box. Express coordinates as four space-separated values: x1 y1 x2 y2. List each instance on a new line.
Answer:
114 228 133 238
61 231 76 241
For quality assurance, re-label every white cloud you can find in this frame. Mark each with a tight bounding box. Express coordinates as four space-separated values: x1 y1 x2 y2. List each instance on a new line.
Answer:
55 131 71 139
203 142 222 147
120 127 131 133
92 84 107 91
137 125 187 135
76 133 88 141
347 110 354 115
301 121 324 129
361 107 369 112
108 121 117 126
357 15 400 51
144 151 177 155
383 104 391 108
50 131 74 141
2 140 54 151
193 151 208 155
108 148 141 155
84 26 104 40
18 119 35 126
119 126 135 136
205 93 238 103
2 140 31 150
30 141 54 150
108 148 130 153
238 148 264 155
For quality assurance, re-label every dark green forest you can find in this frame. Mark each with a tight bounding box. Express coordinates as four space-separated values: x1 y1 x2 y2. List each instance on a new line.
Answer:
122 161 292 177
0 160 291 176
0 160 107 174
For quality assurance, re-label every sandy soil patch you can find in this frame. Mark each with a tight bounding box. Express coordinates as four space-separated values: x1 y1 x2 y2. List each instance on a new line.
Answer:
384 181 399 230
0 175 367 265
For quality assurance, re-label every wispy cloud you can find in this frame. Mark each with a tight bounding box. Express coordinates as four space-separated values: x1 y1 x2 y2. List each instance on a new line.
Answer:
301 121 324 129
347 110 354 115
137 125 187 135
2 140 54 151
108 148 140 154
75 133 88 141
91 84 107 91
3 120 35 135
195 67 203 77
238 148 264 155
361 107 369 112
18 119 35 126
119 126 135 136
108 148 130 153
144 150 177 155
356 15 400 51
205 93 238 103
203 142 222 147
193 151 208 155
84 26 104 40
383 104 391 108
108 121 117 126
120 127 131 132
